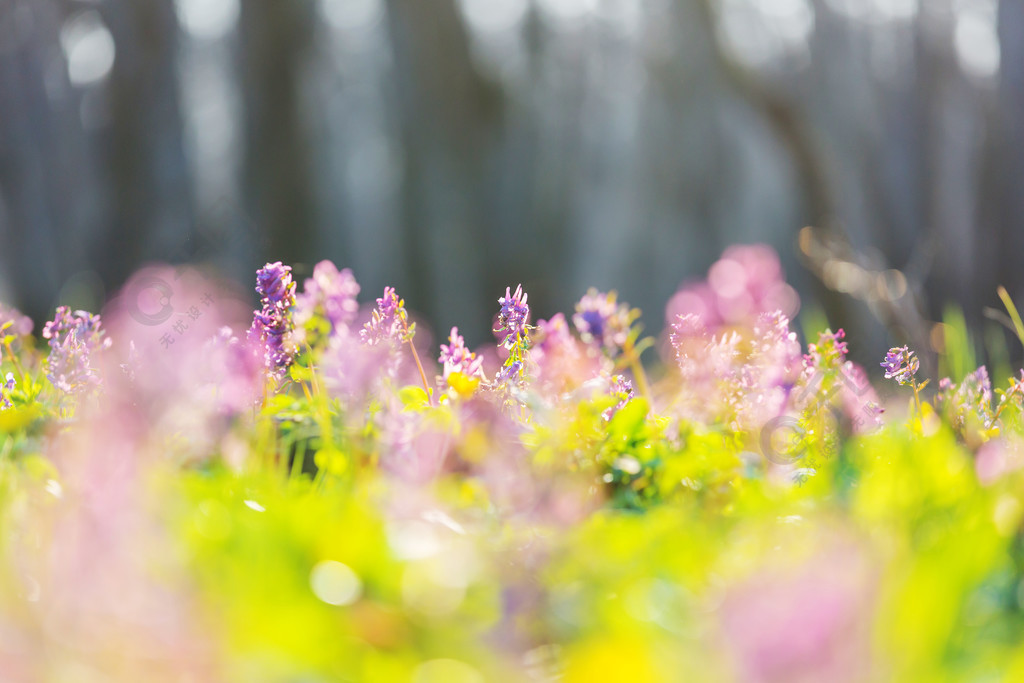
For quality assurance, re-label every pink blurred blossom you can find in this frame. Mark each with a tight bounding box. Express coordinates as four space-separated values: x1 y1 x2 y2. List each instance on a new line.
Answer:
719 541 874 683
666 245 799 333
100 265 261 461
976 437 1024 485
531 314 606 398
0 303 32 337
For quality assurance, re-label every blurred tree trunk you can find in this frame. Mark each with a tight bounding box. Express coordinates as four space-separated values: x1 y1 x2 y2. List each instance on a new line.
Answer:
998 0 1024 304
913 1 980 319
0 0 192 318
0 0 72 319
382 0 502 338
101 0 193 284
238 0 317 270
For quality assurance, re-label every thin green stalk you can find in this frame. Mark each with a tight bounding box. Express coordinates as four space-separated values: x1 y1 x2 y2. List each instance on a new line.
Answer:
992 400 1010 426
400 316 432 401
910 378 923 417
629 356 652 403
290 438 308 481
618 336 653 407
997 286 1024 348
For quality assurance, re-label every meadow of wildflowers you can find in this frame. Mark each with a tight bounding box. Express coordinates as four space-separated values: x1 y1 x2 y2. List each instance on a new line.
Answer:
2 248 1024 681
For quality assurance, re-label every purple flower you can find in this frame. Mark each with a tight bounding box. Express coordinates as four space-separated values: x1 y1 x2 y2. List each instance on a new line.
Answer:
495 360 524 385
361 287 406 346
42 307 111 395
496 284 530 348
805 329 849 372
294 260 360 335
355 287 411 385
880 346 919 386
1 372 13 410
936 365 994 429
248 262 297 379
249 311 292 371
603 374 634 421
438 327 484 384
572 289 632 352
255 261 295 307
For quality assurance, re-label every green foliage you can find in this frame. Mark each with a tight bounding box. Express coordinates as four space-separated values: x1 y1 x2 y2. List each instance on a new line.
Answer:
10 279 1024 680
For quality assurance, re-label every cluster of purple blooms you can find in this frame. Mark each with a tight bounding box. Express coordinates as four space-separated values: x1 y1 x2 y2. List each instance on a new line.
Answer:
293 260 360 337
247 262 297 379
878 341 1024 443
668 310 884 441
496 284 530 349
530 293 640 418
573 289 632 353
438 327 485 387
14 246 1024 469
880 346 920 386
41 306 111 395
361 287 407 347
936 366 991 429
491 284 532 400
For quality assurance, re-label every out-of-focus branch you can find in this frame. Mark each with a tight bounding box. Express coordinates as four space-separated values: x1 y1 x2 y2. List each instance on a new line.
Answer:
693 0 931 357
797 226 931 364
693 0 836 234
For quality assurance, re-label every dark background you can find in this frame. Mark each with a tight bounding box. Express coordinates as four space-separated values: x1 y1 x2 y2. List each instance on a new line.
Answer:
0 0 1021 369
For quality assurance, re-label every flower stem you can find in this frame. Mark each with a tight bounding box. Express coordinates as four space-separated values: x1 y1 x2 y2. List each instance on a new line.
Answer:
992 401 1008 425
400 317 432 401
911 378 923 417
991 383 1022 426
621 337 653 406
630 357 652 403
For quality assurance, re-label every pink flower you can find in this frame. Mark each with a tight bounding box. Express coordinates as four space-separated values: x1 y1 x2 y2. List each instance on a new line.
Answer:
720 542 873 683
666 245 799 332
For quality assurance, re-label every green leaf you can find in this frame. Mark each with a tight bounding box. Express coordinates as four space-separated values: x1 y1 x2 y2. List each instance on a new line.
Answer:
313 446 347 475
289 363 312 383
0 405 41 434
998 286 1024 351
398 385 430 411
607 397 649 443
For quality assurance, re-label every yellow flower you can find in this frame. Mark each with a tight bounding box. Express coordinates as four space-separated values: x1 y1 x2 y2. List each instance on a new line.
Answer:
447 371 480 399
